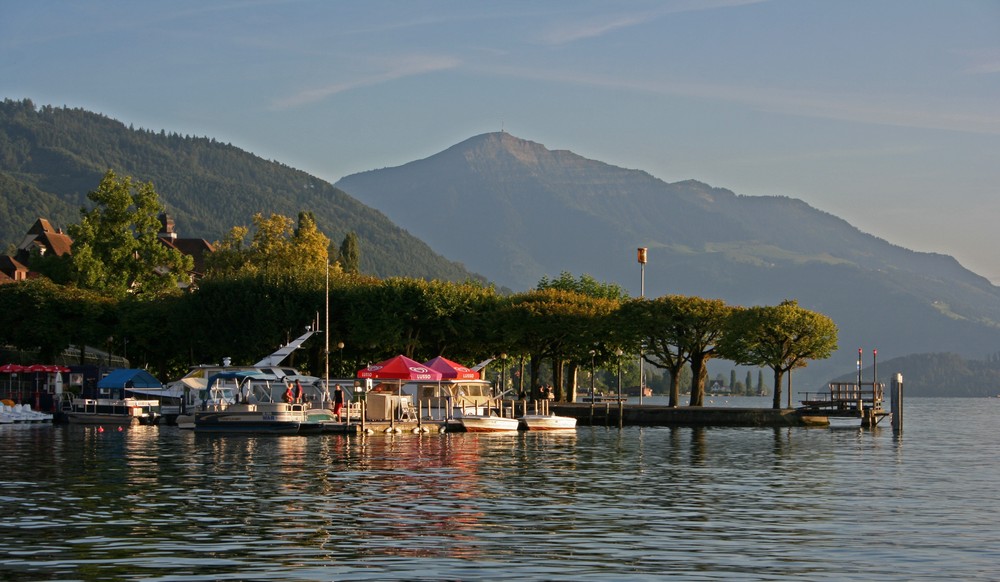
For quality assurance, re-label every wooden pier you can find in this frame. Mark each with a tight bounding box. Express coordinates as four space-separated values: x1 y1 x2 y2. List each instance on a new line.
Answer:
797 382 891 427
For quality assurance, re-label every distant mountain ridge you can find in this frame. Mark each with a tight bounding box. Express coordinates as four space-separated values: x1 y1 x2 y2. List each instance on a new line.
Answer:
336 132 1000 385
4 98 999 389
0 98 481 282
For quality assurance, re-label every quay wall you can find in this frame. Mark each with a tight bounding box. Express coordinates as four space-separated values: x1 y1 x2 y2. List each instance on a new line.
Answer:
550 403 810 427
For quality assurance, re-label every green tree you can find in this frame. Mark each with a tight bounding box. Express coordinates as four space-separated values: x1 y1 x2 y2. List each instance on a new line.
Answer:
338 231 360 274
204 212 331 283
68 170 193 299
620 297 686 407
0 278 115 362
537 272 629 301
498 289 619 402
624 295 731 407
718 300 839 409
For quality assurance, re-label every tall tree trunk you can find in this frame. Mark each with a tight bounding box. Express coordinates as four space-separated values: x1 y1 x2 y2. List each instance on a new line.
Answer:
529 354 540 400
552 357 564 401
689 353 709 406
567 363 579 402
771 367 784 409
669 364 683 407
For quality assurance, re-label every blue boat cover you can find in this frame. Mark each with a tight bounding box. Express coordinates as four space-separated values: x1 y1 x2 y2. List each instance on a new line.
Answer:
97 368 163 389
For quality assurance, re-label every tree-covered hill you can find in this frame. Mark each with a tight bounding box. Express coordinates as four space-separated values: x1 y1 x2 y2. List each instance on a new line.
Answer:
0 98 482 282
834 352 1000 398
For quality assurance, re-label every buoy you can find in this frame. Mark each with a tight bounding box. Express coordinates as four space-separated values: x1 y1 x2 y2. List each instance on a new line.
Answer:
117 426 123 432
411 427 421 434
98 426 104 432
363 428 375 435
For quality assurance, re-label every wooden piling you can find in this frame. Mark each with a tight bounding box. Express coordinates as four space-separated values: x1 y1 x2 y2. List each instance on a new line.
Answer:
891 373 903 433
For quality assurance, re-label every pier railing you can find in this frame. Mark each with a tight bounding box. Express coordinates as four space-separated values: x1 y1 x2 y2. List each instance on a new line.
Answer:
799 382 885 414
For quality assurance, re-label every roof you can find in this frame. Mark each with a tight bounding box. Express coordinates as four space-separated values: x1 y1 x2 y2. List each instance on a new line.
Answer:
16 218 73 260
0 256 27 283
97 369 163 389
159 236 214 273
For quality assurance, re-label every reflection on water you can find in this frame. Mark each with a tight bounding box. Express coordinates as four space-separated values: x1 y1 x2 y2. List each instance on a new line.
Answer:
1 398 999 580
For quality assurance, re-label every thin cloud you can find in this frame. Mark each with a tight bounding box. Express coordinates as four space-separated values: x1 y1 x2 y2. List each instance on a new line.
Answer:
272 55 460 110
538 0 768 45
541 13 660 45
958 48 1000 74
479 64 1000 136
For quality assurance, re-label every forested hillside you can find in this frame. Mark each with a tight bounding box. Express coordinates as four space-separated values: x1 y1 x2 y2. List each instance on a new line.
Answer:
834 352 1000 397
0 98 481 282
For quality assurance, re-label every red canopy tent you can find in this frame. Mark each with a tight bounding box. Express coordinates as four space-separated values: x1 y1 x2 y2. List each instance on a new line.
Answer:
357 355 443 381
0 364 24 399
423 356 479 380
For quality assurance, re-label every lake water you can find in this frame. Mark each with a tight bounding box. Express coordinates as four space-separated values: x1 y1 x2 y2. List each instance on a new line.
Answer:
1 397 998 580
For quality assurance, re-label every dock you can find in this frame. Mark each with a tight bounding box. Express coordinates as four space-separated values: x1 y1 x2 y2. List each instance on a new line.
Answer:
550 402 812 427
796 382 891 427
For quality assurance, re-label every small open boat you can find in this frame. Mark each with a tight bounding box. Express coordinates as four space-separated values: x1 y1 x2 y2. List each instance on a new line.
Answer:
459 413 520 432
518 413 577 431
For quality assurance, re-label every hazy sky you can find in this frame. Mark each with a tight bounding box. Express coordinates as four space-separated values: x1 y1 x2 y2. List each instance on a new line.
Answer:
4 1 1000 281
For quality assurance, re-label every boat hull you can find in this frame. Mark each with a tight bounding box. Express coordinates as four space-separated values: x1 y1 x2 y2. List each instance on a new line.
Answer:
66 412 142 426
192 406 307 434
519 414 577 431
459 415 520 432
193 411 302 434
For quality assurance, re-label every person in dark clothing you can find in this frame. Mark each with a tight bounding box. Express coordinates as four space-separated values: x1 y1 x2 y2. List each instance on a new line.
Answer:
333 384 345 421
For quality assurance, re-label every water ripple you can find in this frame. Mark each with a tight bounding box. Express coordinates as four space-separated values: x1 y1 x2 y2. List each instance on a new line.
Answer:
1 399 999 579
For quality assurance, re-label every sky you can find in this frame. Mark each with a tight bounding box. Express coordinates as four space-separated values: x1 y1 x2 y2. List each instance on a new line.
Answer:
3 0 1000 281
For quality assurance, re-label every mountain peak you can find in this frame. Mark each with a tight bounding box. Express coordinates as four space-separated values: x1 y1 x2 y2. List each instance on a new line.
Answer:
446 132 563 169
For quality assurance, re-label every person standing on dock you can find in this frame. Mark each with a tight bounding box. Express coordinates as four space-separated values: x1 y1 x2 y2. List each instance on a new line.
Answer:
333 384 344 421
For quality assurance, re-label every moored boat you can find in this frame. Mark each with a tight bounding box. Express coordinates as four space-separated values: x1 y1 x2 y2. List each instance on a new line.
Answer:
64 397 159 425
459 413 520 432
1 402 53 423
188 371 311 434
150 329 326 424
61 369 162 425
518 413 577 431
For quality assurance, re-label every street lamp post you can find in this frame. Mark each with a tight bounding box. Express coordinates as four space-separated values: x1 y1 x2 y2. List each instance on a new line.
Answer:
500 353 507 399
589 349 596 402
616 347 624 428
615 348 623 401
637 247 647 405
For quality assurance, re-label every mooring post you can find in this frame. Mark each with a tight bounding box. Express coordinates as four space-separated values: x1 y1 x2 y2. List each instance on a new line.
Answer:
890 373 903 433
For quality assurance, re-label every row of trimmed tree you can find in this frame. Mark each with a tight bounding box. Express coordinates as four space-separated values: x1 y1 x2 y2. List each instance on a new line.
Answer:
2 171 838 409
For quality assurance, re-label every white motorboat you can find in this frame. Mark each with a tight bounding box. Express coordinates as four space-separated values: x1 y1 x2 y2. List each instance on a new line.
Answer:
459 413 520 432
518 413 577 431
136 329 331 424
182 371 314 434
